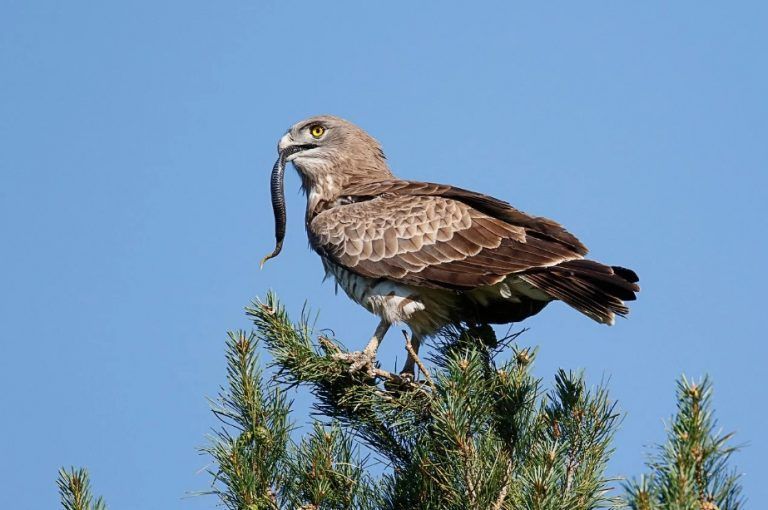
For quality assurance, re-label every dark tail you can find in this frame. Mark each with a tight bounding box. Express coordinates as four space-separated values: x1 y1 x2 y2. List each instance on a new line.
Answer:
520 259 640 325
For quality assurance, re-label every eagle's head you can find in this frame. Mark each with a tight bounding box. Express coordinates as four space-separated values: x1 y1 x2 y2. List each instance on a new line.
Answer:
277 115 394 200
261 115 394 266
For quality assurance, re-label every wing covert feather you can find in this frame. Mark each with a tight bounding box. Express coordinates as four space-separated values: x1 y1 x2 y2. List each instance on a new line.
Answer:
310 192 585 289
342 179 588 255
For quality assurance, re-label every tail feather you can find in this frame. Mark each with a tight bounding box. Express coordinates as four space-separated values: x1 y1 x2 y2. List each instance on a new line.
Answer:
520 259 640 325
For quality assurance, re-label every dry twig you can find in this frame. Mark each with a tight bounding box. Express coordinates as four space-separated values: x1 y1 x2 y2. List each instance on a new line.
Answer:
402 330 436 389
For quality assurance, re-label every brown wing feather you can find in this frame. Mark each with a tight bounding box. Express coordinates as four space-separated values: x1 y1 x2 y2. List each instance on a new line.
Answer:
309 190 585 289
341 179 588 256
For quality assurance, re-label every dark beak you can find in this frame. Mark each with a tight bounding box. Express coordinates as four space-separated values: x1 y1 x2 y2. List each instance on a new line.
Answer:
260 144 316 268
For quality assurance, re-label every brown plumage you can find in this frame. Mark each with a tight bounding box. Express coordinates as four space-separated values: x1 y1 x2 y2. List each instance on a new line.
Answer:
266 115 639 374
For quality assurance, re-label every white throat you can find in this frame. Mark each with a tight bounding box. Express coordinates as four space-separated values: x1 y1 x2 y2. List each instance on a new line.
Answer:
293 157 340 212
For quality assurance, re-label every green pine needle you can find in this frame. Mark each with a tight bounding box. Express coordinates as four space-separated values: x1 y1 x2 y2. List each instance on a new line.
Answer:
623 375 744 509
55 293 746 510
57 468 107 510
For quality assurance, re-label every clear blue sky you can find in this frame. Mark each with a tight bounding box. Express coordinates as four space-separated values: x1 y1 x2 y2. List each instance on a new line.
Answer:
1 2 766 507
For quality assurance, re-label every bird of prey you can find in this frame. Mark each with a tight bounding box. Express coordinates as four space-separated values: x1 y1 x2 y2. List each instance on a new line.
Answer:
262 115 639 376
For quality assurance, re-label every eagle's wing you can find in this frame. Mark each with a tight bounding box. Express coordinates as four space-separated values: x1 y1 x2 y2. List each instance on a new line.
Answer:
342 180 588 255
310 182 587 290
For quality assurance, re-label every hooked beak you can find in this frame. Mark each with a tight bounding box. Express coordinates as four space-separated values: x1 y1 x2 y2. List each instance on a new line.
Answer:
278 133 317 161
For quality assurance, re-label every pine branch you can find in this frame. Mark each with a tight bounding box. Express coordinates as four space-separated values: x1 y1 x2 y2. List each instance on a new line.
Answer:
491 346 541 464
57 468 107 510
623 375 745 510
247 293 432 464
200 330 293 509
53 293 748 510
417 348 511 509
505 370 621 510
545 370 622 509
249 294 625 509
285 422 380 510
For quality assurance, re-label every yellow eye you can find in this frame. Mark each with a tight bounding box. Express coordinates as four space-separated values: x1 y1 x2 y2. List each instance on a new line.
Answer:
309 125 325 138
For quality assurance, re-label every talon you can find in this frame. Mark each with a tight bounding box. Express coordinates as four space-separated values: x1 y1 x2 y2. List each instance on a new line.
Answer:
400 360 416 379
398 371 415 383
332 351 377 377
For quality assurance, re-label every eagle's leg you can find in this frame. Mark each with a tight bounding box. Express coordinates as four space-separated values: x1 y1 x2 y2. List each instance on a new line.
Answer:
399 332 422 378
333 319 390 376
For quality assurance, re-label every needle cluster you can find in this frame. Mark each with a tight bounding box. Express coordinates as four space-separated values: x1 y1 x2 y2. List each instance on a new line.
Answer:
57 293 744 509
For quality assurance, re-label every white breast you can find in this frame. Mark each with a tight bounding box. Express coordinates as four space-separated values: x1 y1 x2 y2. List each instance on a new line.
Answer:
322 258 426 325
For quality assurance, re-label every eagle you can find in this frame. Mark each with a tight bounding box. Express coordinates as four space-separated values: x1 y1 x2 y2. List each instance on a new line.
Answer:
262 115 639 376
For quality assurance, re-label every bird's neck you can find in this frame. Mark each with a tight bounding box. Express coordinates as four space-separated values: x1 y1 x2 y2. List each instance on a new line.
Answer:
295 156 395 219
302 172 341 217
